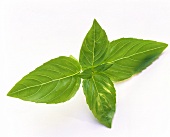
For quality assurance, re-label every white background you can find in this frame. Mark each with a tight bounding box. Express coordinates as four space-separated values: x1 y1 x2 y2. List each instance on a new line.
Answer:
1 0 170 137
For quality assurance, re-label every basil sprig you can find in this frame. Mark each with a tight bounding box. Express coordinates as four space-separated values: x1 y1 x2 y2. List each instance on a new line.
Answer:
7 19 168 128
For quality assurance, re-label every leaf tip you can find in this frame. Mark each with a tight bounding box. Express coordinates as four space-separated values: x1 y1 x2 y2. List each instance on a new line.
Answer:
157 42 168 52
7 91 12 96
102 119 112 128
7 90 15 97
106 122 112 128
93 18 97 21
93 19 99 25
164 43 168 49
157 41 168 49
7 92 10 96
99 114 114 128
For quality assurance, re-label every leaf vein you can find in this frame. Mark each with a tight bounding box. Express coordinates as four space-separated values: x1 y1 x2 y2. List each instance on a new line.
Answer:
9 72 80 95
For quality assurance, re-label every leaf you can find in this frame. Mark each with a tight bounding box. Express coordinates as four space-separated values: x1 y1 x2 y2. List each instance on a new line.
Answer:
7 56 81 104
83 74 116 128
79 68 93 79
102 38 168 81
79 19 109 70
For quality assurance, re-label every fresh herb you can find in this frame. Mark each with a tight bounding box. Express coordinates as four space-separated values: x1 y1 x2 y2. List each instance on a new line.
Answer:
7 19 168 128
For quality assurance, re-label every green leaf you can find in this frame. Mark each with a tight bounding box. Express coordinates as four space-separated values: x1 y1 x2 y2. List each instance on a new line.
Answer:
78 68 93 79
102 38 168 81
7 56 81 104
79 19 109 70
83 74 116 128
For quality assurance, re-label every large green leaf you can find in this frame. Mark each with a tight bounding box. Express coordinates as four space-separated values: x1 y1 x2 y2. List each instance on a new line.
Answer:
7 56 81 104
83 74 116 128
79 19 109 70
102 38 168 81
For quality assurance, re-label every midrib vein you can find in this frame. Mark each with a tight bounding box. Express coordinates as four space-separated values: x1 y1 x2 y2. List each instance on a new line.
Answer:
10 71 80 94
92 76 104 113
81 46 165 72
92 23 95 66
107 46 165 65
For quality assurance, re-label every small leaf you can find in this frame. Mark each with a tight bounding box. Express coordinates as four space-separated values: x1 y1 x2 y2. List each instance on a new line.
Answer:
79 19 109 70
7 56 81 104
102 38 168 81
79 68 93 79
83 74 116 128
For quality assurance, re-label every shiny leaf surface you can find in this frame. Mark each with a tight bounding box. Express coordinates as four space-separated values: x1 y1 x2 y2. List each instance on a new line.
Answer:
102 38 168 81
79 19 109 70
83 74 116 128
7 56 81 104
